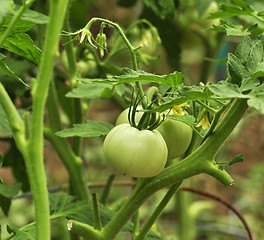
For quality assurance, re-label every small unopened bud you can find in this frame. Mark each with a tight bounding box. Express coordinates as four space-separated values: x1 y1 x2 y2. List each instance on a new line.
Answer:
96 33 107 57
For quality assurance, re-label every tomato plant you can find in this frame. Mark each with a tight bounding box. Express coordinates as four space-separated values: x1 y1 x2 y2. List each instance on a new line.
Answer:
0 1 263 240
103 123 167 177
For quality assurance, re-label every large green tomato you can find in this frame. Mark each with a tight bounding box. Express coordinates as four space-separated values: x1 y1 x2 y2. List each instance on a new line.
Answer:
103 124 167 177
116 108 193 160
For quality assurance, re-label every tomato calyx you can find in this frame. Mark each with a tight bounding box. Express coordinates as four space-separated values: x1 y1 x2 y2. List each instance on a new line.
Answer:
127 88 165 131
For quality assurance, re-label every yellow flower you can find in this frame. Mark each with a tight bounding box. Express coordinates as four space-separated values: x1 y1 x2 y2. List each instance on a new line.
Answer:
196 114 210 130
172 103 190 116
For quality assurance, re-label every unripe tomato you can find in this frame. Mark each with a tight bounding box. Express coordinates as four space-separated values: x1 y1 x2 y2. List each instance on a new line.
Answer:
116 107 193 160
115 107 143 126
103 124 167 177
156 119 193 160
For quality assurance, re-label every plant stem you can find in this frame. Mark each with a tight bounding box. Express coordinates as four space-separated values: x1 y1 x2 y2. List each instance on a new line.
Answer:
92 193 102 231
135 182 182 240
67 220 103 240
83 18 147 108
0 0 35 47
176 190 194 240
62 6 84 156
0 83 26 153
44 127 90 200
25 1 69 239
100 174 115 205
132 210 140 240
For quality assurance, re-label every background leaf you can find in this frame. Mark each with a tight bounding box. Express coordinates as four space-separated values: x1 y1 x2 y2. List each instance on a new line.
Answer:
55 120 114 138
207 81 247 98
66 83 112 99
229 153 244 166
0 57 28 86
168 114 196 129
247 84 264 114
0 182 21 216
86 68 184 89
6 225 36 240
1 32 41 65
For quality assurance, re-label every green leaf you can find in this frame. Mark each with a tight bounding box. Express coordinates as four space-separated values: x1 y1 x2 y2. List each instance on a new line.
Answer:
214 21 258 36
207 81 247 98
153 86 211 113
87 68 184 89
55 120 114 138
239 78 260 92
3 143 30 192
229 153 244 166
167 114 195 129
247 84 264 114
0 57 28 86
49 194 91 220
245 39 264 74
0 182 21 216
0 182 21 198
0 104 12 134
231 0 254 13
66 83 112 99
206 2 250 19
6 4 49 24
49 194 133 231
17 5 49 24
227 53 250 84
0 195 11 216
1 32 41 65
6 225 36 240
235 36 251 64
142 0 175 20
2 18 36 33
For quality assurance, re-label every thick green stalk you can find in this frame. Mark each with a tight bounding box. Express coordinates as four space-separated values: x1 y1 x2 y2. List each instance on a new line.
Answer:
0 0 35 47
26 0 69 239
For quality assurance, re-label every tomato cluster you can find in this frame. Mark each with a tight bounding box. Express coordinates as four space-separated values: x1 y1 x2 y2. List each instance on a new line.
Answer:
103 107 193 177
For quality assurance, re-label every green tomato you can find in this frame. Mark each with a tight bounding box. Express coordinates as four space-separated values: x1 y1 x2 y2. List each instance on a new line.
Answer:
156 119 193 160
103 123 167 177
116 107 193 160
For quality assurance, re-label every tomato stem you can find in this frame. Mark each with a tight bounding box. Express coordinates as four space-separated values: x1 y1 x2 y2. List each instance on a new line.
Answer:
135 182 182 240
